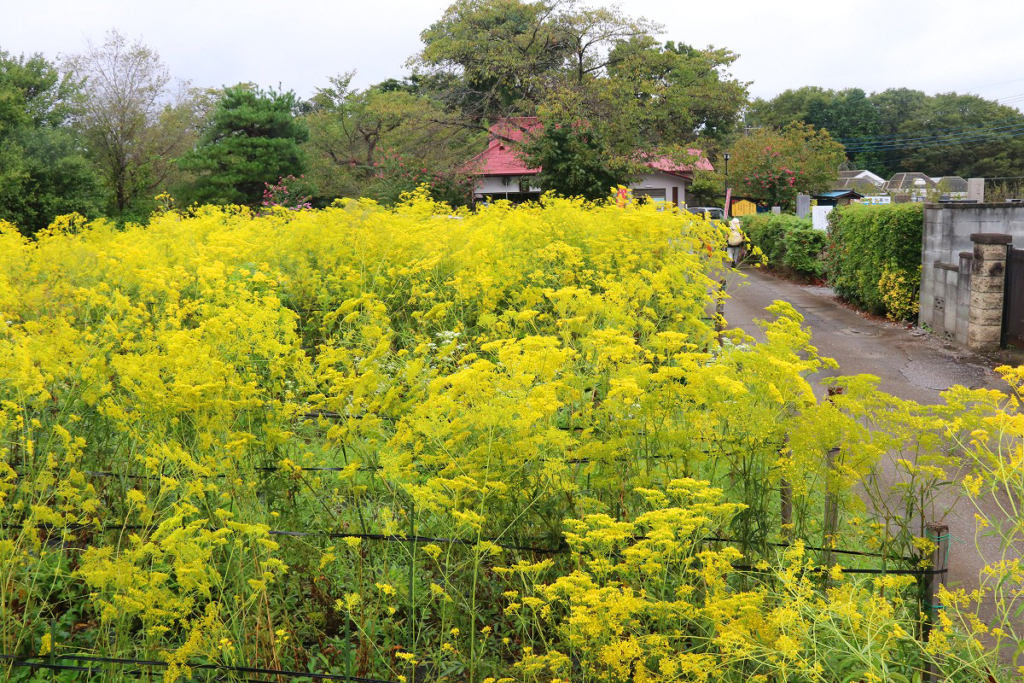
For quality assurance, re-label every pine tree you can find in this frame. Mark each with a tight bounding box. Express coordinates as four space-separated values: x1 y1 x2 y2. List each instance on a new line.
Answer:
180 85 308 206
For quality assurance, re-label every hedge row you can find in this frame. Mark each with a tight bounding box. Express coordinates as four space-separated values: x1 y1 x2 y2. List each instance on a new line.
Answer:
825 203 923 320
741 213 826 280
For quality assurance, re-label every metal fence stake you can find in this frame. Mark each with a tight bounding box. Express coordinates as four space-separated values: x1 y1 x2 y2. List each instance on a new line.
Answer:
822 446 840 568
922 521 950 683
822 387 844 569
780 437 792 540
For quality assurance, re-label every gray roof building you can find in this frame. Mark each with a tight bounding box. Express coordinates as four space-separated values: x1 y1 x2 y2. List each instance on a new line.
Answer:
933 176 969 193
885 172 938 193
832 170 886 193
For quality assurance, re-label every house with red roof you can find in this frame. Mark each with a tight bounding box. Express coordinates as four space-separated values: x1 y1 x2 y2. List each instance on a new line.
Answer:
465 117 713 207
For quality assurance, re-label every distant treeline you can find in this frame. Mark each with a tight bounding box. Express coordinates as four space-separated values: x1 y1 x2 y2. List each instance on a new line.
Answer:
4 2 1023 234
747 87 1024 179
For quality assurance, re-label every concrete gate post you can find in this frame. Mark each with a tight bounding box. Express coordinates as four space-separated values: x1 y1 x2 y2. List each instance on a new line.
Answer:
967 233 1011 351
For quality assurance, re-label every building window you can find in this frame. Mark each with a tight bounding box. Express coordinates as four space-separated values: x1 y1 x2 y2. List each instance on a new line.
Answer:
633 188 666 204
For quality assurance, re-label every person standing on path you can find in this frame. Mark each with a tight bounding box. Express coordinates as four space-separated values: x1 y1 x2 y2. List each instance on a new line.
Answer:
727 217 745 267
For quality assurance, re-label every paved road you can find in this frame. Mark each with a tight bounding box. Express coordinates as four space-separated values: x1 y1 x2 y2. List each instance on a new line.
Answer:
722 268 1010 404
721 267 1019 644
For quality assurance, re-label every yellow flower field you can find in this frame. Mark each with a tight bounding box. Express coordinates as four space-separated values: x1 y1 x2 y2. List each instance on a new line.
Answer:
0 191 1019 681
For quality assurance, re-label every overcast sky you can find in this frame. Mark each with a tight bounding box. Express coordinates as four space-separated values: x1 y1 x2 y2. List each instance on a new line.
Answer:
3 0 1024 108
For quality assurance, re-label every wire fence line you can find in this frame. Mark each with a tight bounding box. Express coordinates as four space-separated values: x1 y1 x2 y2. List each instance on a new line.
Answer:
3 430 947 679
3 518 931 573
1 493 946 680
0 653 399 683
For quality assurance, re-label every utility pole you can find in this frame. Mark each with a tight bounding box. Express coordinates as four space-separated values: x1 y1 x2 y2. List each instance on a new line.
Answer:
723 152 731 217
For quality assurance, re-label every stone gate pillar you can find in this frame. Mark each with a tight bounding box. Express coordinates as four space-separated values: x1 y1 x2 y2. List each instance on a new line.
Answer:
968 233 1011 351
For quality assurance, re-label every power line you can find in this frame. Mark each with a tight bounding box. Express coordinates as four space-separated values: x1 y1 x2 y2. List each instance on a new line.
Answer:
842 123 1024 152
839 119 1024 146
844 131 1024 153
968 75 1024 91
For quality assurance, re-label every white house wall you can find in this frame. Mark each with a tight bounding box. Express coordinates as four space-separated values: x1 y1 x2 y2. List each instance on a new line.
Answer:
476 175 531 196
632 172 687 207
474 171 689 206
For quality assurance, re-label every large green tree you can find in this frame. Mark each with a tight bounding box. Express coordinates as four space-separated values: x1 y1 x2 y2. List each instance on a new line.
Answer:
882 93 1024 178
519 103 641 200
416 0 568 122
748 86 1024 179
0 49 103 234
63 31 209 220
606 38 748 145
302 73 481 205
180 85 308 206
415 0 746 198
747 87 883 170
697 123 845 210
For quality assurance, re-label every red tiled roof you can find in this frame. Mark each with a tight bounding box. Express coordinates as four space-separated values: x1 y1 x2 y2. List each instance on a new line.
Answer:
464 117 542 176
465 117 714 176
645 154 715 175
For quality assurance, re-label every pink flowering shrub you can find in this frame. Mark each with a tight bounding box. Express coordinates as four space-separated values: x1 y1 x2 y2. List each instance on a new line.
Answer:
262 175 313 211
367 149 476 207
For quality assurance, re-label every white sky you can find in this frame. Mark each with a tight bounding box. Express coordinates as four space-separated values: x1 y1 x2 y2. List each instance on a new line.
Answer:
3 0 1024 108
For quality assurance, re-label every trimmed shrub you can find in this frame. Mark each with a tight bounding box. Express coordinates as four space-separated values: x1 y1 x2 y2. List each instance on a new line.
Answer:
782 221 827 279
825 203 923 319
742 213 825 280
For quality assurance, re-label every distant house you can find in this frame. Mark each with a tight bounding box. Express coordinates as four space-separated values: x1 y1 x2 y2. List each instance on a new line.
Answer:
881 173 972 202
815 189 864 207
833 170 886 194
833 170 889 205
829 171 971 204
931 176 969 200
465 117 713 207
885 172 938 202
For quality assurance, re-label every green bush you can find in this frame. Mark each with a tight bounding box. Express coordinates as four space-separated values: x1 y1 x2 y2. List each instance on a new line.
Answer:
741 213 825 279
825 203 923 318
782 221 827 279
742 214 784 264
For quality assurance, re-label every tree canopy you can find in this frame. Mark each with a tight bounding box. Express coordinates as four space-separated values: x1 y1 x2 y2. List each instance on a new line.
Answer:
302 73 481 206
414 0 747 197
696 123 845 210
11 0 1024 216
0 50 103 233
748 86 1024 179
63 30 209 220
179 85 309 206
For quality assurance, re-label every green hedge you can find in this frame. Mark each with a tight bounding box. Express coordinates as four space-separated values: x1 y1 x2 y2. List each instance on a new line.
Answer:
741 213 826 280
825 203 923 319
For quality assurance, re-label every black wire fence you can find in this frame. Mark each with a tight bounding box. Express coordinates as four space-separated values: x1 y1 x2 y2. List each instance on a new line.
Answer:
0 509 948 681
1 423 950 681
0 652 398 683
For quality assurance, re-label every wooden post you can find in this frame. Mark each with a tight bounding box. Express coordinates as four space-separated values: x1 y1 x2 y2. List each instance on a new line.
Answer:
922 522 950 683
780 478 793 536
822 446 840 568
780 438 793 540
407 501 416 653
715 277 727 345
822 387 844 567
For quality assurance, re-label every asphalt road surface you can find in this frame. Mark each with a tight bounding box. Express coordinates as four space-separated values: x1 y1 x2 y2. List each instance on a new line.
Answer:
721 267 1021 648
722 268 1011 404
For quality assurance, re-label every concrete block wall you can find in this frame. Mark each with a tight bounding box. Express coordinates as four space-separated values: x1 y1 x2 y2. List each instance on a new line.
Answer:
929 262 959 341
920 204 1024 349
956 252 972 347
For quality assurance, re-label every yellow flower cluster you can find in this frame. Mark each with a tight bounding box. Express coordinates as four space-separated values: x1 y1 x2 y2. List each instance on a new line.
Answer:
878 262 921 322
0 191 1017 681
